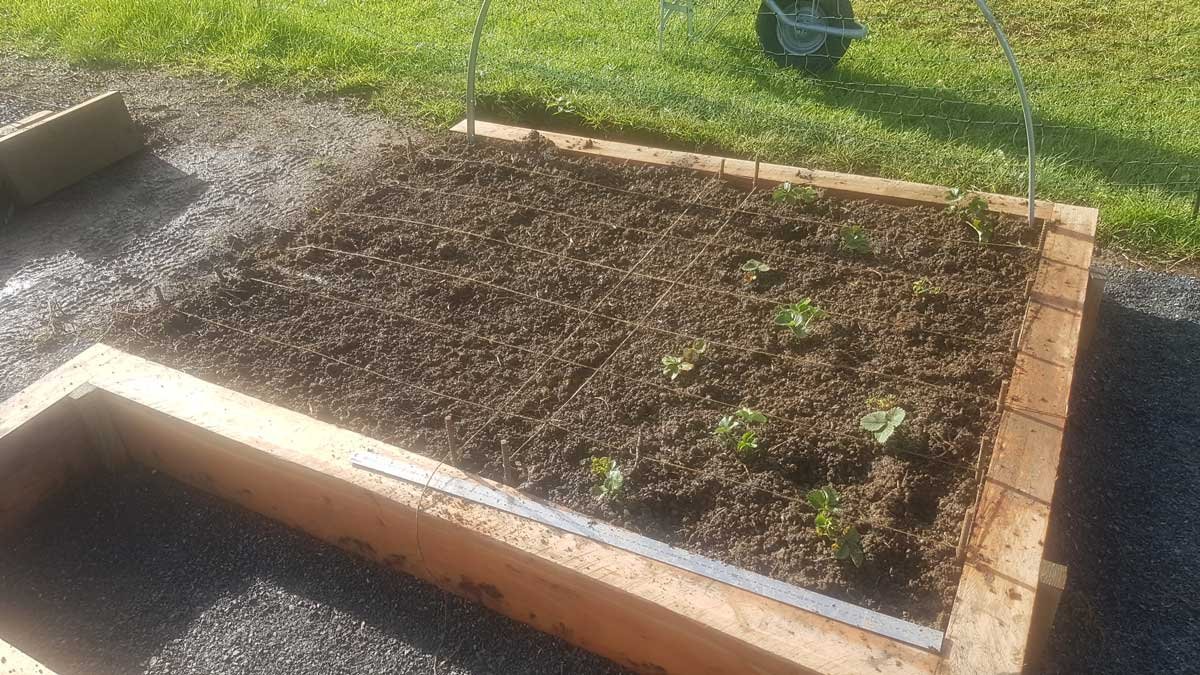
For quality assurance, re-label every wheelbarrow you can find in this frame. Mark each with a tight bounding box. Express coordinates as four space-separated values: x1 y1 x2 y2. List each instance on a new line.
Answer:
756 0 867 73
659 0 868 74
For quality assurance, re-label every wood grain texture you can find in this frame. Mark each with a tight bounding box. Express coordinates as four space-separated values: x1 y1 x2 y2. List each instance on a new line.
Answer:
450 120 1057 220
0 92 142 206
939 204 1097 674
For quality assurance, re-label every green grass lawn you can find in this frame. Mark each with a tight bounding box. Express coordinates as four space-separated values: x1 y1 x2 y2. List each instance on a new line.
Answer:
2 0 1197 257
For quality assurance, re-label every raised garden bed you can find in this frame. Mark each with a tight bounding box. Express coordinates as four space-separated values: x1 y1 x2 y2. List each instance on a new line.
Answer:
1 127 1098 674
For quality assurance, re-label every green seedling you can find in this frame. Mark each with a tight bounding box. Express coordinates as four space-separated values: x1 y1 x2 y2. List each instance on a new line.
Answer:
661 355 692 380
772 182 819 205
946 189 994 243
839 225 871 255
661 339 708 380
740 258 772 283
734 430 760 458
860 406 907 445
586 456 625 500
774 298 827 339
807 486 864 567
911 277 943 297
713 407 768 446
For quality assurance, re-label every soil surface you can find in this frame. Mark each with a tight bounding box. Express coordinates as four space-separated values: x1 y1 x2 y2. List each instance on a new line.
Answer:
107 133 1040 627
0 467 629 675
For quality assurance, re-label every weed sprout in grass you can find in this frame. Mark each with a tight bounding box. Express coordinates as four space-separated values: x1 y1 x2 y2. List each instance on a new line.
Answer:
860 406 907 444
946 189 994 243
807 486 864 567
839 225 871 255
740 258 771 284
585 456 625 500
772 182 819 205
911 277 943 297
774 298 827 339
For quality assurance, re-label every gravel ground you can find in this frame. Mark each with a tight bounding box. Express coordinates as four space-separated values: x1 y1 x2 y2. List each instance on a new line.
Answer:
0 53 410 400
1040 263 1200 674
1 55 1198 673
0 468 628 675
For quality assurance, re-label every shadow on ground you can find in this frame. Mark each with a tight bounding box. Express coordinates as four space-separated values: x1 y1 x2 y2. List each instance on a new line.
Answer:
0 468 627 675
1042 265 1200 673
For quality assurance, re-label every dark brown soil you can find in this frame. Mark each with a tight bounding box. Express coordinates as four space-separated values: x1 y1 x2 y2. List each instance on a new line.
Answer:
111 133 1041 628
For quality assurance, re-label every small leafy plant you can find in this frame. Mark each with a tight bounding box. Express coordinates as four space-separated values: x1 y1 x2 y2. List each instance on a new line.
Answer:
774 299 827 339
807 486 864 567
586 456 625 500
661 355 692 380
860 406 907 445
661 339 707 380
946 189 994 243
734 430 760 459
839 225 871 255
911 277 943 297
740 259 771 283
772 182 819 205
713 407 768 447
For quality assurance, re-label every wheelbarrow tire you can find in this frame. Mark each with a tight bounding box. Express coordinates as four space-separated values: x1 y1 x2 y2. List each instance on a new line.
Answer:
757 0 855 74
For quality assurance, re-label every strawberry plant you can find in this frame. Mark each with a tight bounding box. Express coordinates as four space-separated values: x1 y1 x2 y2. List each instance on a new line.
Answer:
860 406 907 444
586 456 625 500
734 430 760 458
740 259 771 283
661 339 707 380
911 277 942 297
946 189 994 243
839 225 871 255
774 299 827 339
807 486 864 567
713 407 767 447
772 182 819 205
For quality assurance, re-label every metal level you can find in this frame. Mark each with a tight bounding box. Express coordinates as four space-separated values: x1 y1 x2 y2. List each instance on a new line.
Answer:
352 450 944 652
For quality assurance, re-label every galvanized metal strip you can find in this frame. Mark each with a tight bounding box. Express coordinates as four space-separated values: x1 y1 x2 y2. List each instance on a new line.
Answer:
352 450 944 652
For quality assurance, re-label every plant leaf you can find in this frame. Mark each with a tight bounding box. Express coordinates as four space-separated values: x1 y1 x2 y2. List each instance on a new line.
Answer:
860 411 888 432
806 488 828 510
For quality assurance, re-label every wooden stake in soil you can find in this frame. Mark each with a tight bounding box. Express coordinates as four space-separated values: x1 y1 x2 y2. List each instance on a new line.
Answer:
500 438 511 485
153 285 166 305
444 414 461 466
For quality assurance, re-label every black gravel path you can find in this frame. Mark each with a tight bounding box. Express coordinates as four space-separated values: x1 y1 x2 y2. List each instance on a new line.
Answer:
0 468 630 675
1041 263 1200 674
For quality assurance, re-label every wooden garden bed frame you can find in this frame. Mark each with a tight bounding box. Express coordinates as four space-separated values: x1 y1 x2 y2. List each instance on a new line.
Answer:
1 129 1098 674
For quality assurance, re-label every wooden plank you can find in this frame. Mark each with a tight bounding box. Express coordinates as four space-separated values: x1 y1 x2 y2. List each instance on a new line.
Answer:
352 449 943 651
0 637 57 675
0 92 142 206
939 204 1096 674
67 384 131 471
0 400 97 530
0 111 55 138
450 119 1057 220
76 347 940 675
1077 271 1106 356
1023 560 1068 674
